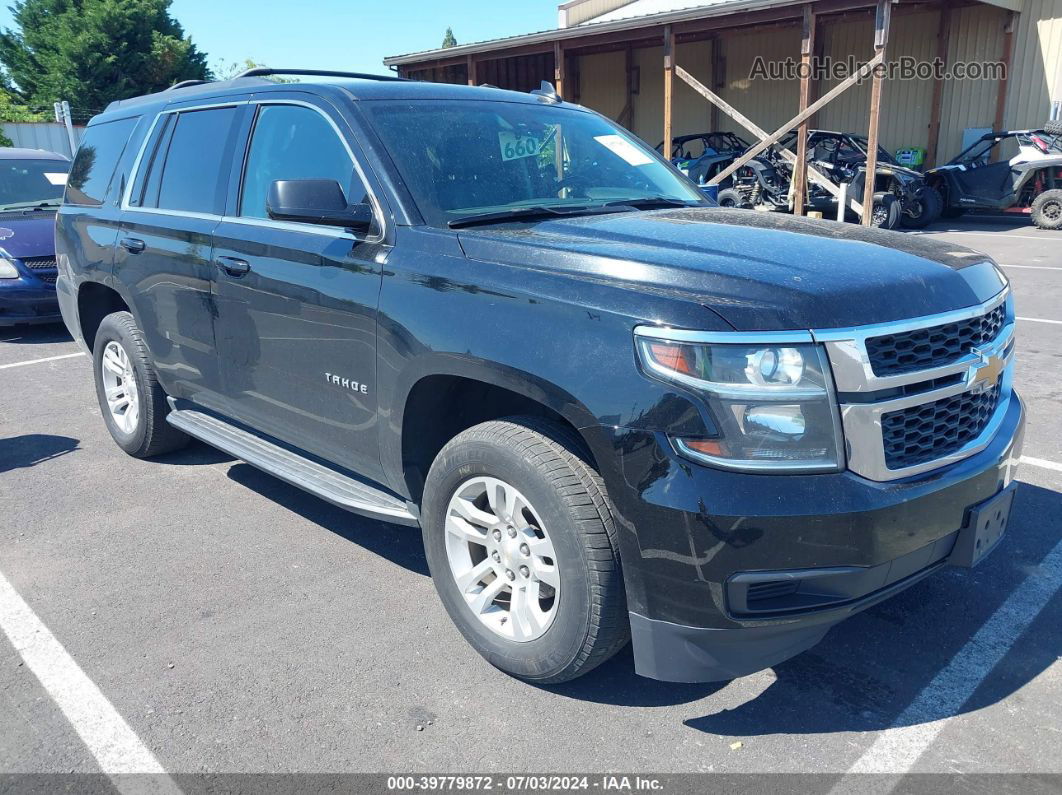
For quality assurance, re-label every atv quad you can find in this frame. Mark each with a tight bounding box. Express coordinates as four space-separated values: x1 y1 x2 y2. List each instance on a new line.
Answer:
657 131 750 187
925 123 1062 229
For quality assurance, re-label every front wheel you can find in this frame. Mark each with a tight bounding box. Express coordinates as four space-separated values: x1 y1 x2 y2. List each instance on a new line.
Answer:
901 185 943 229
716 188 749 208
421 417 628 683
92 311 188 458
871 193 902 229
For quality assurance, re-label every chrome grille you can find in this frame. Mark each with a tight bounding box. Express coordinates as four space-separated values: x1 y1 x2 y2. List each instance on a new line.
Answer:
866 304 1006 376
816 288 1014 482
882 383 1002 469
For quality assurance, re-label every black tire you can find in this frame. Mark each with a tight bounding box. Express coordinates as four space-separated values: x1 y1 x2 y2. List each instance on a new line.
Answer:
421 417 628 684
92 311 188 458
901 185 944 229
871 193 902 229
1031 189 1062 230
716 188 748 208
1045 120 1062 136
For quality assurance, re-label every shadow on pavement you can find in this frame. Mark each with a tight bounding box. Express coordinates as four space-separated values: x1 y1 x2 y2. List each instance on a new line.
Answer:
907 217 1041 234
0 434 79 473
224 461 430 577
0 323 71 345
682 480 1061 735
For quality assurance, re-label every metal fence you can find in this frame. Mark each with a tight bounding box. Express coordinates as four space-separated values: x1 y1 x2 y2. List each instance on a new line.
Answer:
1 122 85 158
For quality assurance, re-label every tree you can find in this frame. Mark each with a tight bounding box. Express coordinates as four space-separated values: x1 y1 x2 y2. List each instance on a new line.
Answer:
0 86 49 146
441 27 457 48
0 0 211 123
213 57 295 83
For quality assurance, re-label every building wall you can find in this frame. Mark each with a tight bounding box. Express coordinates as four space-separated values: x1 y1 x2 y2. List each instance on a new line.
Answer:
717 25 802 138
578 50 628 121
1006 0 1062 131
1 122 83 158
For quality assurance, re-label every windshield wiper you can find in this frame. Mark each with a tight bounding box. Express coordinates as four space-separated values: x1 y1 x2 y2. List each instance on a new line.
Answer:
0 200 62 212
600 196 702 209
447 203 628 229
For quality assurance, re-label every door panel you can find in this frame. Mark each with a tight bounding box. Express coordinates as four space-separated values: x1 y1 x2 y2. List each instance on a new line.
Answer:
212 222 385 482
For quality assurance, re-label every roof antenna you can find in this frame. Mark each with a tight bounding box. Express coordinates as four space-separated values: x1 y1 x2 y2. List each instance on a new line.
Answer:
530 80 561 103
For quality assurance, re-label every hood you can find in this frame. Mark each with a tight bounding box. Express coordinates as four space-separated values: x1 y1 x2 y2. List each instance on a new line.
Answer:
457 207 1005 330
0 212 57 260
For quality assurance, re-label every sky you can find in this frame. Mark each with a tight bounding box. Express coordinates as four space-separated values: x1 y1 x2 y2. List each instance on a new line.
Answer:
0 1 558 76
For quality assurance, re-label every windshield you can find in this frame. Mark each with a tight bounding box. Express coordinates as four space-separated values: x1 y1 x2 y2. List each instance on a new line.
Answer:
0 158 70 211
366 100 704 227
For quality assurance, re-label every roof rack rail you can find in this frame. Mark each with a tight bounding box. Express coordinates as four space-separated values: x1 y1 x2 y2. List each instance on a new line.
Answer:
233 67 407 82
168 79 209 91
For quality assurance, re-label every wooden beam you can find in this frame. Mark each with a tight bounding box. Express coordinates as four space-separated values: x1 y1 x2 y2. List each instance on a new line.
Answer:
706 49 885 188
925 2 951 168
861 0 891 226
620 45 634 129
675 65 862 213
554 41 566 96
466 55 476 86
990 11 1017 162
793 5 817 216
663 25 674 157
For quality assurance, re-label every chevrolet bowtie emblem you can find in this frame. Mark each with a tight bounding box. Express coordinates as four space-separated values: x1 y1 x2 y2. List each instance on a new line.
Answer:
970 346 1005 393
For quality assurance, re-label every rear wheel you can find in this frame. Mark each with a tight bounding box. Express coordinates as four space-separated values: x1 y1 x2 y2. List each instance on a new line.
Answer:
901 185 943 229
716 188 748 208
1031 189 1062 230
1045 120 1062 136
421 417 628 684
92 311 188 458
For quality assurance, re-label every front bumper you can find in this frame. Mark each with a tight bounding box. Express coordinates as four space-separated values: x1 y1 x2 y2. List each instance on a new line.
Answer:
605 392 1025 681
0 281 61 326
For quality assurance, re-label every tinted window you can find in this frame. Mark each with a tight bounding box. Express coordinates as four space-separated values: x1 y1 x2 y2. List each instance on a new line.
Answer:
0 158 71 210
240 104 364 219
151 107 237 213
65 116 138 206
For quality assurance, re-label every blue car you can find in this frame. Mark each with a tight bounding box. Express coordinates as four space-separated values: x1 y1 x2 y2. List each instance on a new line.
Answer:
0 147 71 326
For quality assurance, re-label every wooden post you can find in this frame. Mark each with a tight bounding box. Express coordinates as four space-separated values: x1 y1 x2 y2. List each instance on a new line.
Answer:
621 45 634 129
793 5 817 217
663 25 674 158
925 2 951 168
861 0 891 226
466 55 476 87
554 41 566 97
990 11 1016 162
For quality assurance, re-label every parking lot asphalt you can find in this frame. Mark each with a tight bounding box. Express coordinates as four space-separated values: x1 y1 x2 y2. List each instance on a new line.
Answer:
1 219 1060 785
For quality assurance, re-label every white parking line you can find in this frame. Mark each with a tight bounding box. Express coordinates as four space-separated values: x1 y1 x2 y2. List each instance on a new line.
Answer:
1001 264 1062 271
1022 456 1062 473
910 230 1050 241
0 352 85 370
1017 316 1062 325
833 535 1062 784
0 569 180 794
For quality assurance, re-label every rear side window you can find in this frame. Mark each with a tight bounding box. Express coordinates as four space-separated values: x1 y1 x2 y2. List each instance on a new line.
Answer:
65 116 138 206
240 104 365 219
139 107 237 214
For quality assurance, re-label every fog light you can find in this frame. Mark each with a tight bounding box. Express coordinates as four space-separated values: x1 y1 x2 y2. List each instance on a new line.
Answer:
743 405 806 436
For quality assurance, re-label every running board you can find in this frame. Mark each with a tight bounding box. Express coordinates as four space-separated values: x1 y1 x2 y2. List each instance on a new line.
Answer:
166 405 418 526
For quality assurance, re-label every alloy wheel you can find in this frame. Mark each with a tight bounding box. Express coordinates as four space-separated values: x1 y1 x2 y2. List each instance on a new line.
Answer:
100 340 140 434
444 476 560 642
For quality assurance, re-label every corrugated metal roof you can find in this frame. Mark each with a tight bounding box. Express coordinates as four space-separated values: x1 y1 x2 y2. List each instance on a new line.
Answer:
581 0 740 24
382 0 801 65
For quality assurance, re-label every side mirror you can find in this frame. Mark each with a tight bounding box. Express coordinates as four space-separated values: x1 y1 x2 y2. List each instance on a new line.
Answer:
266 179 373 232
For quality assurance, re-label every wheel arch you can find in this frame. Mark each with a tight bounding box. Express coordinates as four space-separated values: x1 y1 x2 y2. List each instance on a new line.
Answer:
76 278 134 353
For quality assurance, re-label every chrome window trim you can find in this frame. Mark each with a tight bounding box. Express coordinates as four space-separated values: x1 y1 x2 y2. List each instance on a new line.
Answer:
120 97 387 245
634 287 1015 482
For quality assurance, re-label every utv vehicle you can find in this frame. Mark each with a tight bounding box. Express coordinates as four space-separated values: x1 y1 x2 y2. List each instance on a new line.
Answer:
924 123 1062 229
716 137 906 229
656 131 749 186
777 130 942 229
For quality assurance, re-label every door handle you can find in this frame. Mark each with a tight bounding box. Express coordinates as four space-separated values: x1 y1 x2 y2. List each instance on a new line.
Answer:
215 256 251 277
119 237 145 254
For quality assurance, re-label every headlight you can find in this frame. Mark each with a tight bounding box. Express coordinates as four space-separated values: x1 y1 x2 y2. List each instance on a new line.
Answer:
635 329 844 472
0 256 20 279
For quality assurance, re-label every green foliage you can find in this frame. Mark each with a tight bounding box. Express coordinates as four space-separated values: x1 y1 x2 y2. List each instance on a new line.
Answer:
0 85 50 146
441 27 457 48
0 0 211 122
213 57 296 83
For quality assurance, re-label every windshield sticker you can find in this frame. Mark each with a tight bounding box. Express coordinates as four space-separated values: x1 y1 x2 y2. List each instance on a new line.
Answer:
594 135 654 166
0 228 13 240
498 131 541 162
44 172 68 186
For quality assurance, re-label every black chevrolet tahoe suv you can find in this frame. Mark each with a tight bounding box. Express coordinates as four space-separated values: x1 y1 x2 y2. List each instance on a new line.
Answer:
56 69 1025 684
